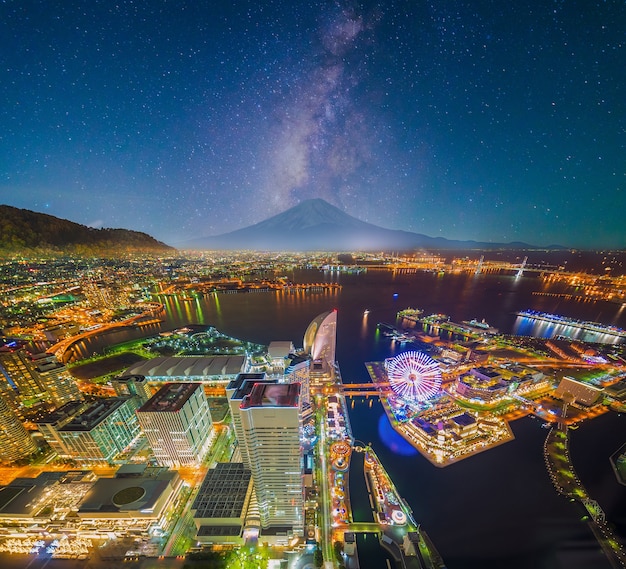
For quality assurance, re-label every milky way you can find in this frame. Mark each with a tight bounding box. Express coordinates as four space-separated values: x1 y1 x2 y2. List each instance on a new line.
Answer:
0 1 624 247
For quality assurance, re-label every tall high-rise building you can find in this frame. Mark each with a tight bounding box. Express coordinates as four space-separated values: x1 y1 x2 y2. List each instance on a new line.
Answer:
36 400 91 457
303 310 337 383
29 352 83 408
0 348 45 402
0 393 37 463
226 373 273 469
240 382 302 534
137 383 213 467
0 348 82 411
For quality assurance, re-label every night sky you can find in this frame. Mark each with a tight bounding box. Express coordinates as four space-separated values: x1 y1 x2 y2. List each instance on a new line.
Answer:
1 1 624 248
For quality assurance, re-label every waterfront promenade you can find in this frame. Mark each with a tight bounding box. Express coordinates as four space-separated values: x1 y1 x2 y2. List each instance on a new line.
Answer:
544 427 626 568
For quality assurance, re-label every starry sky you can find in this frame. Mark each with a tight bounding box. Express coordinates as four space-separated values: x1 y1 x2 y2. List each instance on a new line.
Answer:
1 0 624 248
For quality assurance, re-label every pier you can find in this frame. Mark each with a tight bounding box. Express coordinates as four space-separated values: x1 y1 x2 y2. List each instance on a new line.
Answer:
350 444 446 569
156 280 342 296
515 310 626 344
544 427 626 568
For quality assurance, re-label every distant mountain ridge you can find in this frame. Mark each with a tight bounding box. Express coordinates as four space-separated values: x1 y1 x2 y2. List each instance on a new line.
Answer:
0 205 173 256
184 198 545 251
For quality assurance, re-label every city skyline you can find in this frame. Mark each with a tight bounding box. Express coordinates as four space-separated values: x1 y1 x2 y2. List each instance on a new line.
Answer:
1 1 625 248
0 254 625 566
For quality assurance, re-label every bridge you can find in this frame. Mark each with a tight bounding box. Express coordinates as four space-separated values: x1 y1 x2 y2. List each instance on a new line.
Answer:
46 303 164 361
341 382 389 397
343 522 381 534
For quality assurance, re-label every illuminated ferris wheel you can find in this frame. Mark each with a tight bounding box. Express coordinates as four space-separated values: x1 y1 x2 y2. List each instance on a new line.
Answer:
386 351 442 402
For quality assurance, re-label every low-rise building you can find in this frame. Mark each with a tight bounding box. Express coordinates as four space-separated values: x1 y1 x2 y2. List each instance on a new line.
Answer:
122 355 246 383
191 462 254 545
0 471 95 528
554 377 602 406
77 464 183 537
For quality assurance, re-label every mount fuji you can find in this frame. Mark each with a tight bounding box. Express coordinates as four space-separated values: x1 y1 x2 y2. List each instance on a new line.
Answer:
182 199 536 251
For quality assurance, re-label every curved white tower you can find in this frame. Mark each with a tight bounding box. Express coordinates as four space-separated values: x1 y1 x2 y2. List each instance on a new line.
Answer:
303 310 337 382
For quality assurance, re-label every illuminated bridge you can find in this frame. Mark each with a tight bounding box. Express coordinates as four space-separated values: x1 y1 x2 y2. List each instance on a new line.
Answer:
341 383 389 397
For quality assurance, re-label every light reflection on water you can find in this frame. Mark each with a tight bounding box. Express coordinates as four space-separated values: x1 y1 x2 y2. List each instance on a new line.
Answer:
377 412 418 456
512 315 624 344
66 268 625 566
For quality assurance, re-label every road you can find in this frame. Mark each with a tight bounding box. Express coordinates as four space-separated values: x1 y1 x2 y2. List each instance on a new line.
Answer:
316 397 335 567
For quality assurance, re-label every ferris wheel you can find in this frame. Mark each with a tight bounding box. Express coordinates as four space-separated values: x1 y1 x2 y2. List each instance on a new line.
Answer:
386 351 442 402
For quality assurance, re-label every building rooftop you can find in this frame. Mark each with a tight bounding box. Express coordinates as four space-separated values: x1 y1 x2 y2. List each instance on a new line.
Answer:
60 398 132 431
124 355 245 379
268 341 293 359
78 469 179 515
241 382 300 409
38 399 90 426
192 463 251 520
233 378 277 401
554 376 602 406
138 382 201 413
604 379 626 401
113 374 148 384
0 471 93 518
197 525 241 537
227 373 267 394
471 367 502 380
286 354 309 367
451 413 477 427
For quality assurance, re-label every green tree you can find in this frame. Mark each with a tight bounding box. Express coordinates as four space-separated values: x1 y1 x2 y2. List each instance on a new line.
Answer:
314 547 323 568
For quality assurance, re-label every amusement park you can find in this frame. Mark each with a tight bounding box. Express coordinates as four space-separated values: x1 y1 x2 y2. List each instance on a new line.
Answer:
366 350 518 466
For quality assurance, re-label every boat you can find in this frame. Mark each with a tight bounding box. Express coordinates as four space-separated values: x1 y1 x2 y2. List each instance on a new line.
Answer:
461 318 499 334
364 309 370 315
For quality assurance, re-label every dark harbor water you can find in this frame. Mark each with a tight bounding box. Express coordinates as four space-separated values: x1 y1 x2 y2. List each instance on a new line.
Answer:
71 269 626 568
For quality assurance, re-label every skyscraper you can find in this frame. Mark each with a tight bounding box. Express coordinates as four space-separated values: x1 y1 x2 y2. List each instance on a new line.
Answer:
29 352 83 408
239 382 302 534
137 382 213 467
226 373 273 469
0 347 45 403
0 393 37 463
0 348 82 411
